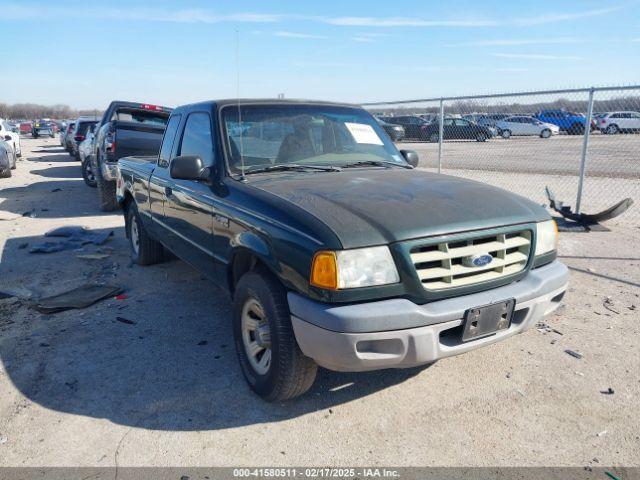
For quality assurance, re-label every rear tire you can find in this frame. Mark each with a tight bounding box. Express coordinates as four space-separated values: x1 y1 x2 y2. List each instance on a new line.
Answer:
82 156 97 188
233 270 317 401
476 132 487 142
429 133 439 143
569 123 584 135
126 203 163 266
501 129 511 139
94 155 119 211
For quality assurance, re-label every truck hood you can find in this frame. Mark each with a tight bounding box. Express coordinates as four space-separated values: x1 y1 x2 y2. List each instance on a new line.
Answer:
247 169 549 248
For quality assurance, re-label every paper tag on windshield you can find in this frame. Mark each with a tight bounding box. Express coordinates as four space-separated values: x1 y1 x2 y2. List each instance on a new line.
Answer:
345 122 384 145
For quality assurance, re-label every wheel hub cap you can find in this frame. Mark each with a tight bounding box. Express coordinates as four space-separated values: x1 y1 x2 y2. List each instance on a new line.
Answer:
241 298 272 375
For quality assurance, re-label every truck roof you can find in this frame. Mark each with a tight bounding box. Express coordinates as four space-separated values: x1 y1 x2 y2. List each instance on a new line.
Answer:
175 98 359 111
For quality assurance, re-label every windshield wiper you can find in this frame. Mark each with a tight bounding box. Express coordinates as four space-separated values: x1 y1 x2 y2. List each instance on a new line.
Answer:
341 160 413 169
243 163 342 175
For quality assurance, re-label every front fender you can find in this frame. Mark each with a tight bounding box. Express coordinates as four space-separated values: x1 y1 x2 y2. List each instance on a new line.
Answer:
228 231 309 294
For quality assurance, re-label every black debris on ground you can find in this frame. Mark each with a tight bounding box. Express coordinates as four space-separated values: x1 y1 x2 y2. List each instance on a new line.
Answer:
30 226 114 254
565 349 583 359
34 284 122 314
115 316 136 325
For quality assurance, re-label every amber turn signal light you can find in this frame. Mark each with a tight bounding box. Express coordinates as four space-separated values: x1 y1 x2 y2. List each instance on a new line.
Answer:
310 251 338 290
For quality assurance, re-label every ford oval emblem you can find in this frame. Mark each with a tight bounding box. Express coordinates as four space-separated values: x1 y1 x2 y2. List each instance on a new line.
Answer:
464 253 493 267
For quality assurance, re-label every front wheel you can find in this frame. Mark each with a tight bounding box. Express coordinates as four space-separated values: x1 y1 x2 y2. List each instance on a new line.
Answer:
429 133 439 143
501 129 511 139
540 129 551 138
476 132 487 142
233 271 317 401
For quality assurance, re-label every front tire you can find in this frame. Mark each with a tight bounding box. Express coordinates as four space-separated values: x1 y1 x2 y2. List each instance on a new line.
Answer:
126 203 163 265
501 129 512 139
606 124 619 135
540 129 551 138
476 132 487 142
233 270 317 401
429 133 439 143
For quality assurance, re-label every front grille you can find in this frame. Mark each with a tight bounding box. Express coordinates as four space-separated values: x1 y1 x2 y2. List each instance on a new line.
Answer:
410 229 532 290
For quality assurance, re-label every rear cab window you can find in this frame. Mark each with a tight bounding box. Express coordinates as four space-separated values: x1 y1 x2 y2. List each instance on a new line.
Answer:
111 108 170 127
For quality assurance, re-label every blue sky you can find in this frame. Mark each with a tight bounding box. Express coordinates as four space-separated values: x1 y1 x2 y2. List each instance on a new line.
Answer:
1 0 639 109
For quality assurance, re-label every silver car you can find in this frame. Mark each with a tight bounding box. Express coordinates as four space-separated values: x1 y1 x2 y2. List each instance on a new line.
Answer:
0 139 17 178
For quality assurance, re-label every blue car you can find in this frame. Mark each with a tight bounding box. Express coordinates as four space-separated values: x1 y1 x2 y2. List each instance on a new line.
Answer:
535 110 594 135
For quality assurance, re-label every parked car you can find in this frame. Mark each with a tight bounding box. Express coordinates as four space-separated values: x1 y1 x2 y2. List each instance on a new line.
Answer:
117 99 568 401
495 116 560 139
32 119 56 138
0 119 22 157
597 111 640 134
535 110 594 135
421 117 494 142
418 113 437 124
463 113 486 123
90 101 172 210
376 117 405 142
19 122 32 135
79 126 97 187
60 122 75 150
477 114 511 130
69 117 98 159
0 139 17 178
385 115 431 140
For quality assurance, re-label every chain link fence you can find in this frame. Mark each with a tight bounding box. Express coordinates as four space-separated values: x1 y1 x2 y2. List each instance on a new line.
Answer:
364 86 640 221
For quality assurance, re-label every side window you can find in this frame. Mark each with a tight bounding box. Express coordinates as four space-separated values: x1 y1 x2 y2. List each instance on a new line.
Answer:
179 112 215 168
455 119 470 126
443 118 454 126
158 114 182 168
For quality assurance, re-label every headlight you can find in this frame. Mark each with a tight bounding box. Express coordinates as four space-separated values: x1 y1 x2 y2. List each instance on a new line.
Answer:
535 220 558 256
310 246 400 290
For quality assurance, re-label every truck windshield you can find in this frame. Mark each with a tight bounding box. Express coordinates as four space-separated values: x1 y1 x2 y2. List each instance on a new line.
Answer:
221 104 407 175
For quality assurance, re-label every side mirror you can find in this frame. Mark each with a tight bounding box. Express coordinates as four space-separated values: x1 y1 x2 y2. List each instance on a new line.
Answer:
169 155 209 181
4 135 11 141
400 149 419 168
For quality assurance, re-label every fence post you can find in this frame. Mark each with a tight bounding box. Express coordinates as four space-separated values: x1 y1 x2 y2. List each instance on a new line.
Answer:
576 87 595 214
438 99 444 174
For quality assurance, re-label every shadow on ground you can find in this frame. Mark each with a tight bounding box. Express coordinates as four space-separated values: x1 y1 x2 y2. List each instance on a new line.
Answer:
30 165 83 179
0 229 427 432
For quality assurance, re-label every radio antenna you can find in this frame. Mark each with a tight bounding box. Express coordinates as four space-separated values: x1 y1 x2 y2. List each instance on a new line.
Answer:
236 29 246 181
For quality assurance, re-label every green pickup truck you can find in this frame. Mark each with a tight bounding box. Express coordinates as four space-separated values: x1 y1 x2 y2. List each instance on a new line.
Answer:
116 99 568 401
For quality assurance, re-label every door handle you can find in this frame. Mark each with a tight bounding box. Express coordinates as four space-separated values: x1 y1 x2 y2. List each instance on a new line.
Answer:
164 186 172 197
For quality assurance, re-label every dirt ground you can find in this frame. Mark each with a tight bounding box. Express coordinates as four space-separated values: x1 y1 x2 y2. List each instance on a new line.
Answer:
0 137 639 467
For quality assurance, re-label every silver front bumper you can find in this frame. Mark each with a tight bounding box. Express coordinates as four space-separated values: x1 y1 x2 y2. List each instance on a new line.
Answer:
289 261 568 372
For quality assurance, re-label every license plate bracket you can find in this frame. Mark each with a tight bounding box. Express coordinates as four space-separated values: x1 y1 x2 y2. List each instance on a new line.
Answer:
462 299 515 342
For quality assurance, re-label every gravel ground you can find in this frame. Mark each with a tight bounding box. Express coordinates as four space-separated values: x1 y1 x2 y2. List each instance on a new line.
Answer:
0 137 639 467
